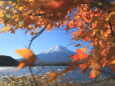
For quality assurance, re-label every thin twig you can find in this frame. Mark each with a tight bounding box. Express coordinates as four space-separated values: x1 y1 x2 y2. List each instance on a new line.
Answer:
27 24 48 85
28 24 48 49
109 22 114 36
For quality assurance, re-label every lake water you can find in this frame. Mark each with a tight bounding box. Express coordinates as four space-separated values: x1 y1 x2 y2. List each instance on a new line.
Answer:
0 66 113 82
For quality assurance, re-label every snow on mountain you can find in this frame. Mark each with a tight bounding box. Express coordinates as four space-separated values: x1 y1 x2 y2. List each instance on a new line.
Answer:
35 45 75 65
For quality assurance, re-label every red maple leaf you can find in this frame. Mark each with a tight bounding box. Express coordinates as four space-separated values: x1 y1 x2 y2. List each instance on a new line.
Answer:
79 64 89 73
70 49 88 62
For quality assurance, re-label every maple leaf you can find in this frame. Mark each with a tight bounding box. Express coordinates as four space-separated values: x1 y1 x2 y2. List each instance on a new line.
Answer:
44 68 59 82
108 60 115 72
17 60 27 69
16 48 36 69
89 62 101 78
83 37 90 42
110 60 115 64
79 47 87 53
72 32 79 37
90 62 101 70
79 64 89 73
89 69 100 78
106 12 115 21
0 26 9 33
70 49 88 62
16 48 35 59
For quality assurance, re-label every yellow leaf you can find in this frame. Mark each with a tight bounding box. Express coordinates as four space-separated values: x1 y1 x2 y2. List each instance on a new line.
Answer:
45 69 58 82
106 12 115 21
17 58 36 69
0 1 3 5
19 7 23 10
16 48 37 69
29 0 35 2
0 10 4 17
16 48 35 59
92 30 98 36
110 60 115 64
89 69 100 78
80 47 87 52
90 62 101 70
17 60 27 69
0 26 9 33
109 60 115 72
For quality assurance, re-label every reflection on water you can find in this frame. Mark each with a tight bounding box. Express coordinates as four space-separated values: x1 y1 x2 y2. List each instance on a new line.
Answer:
0 66 113 82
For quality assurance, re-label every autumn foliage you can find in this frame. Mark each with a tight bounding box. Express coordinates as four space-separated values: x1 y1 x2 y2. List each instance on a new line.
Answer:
16 48 36 69
0 0 115 82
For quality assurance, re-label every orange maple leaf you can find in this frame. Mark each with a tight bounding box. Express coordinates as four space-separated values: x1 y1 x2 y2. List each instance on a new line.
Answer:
72 32 79 37
45 68 59 82
16 48 35 59
89 69 100 78
16 48 37 69
70 49 88 62
83 37 90 42
108 60 115 72
79 64 89 73
79 47 87 52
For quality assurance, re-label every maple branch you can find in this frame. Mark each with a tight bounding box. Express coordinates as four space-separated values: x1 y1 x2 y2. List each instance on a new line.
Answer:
66 40 78 47
28 24 48 49
109 22 115 44
27 24 48 85
30 13 45 16
90 0 113 12
109 22 114 36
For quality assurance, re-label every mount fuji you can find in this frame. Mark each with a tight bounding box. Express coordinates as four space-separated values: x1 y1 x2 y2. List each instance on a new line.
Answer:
35 45 75 65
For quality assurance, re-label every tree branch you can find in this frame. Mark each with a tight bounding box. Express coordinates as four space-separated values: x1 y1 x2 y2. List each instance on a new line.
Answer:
109 22 114 36
28 24 48 49
89 0 113 12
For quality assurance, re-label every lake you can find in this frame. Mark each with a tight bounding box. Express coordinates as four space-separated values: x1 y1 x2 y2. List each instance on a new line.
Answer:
0 66 113 82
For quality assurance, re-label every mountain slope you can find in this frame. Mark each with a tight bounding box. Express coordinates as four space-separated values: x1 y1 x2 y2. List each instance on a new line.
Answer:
0 55 19 66
35 45 75 65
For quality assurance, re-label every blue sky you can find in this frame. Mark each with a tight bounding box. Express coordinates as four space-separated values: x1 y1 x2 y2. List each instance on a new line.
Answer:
0 25 77 59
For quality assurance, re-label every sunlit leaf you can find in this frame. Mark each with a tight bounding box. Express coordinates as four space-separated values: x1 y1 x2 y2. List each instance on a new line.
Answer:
89 69 100 78
16 48 36 69
79 47 87 53
79 64 89 73
45 68 58 82
16 48 35 59
70 49 88 62
0 26 9 33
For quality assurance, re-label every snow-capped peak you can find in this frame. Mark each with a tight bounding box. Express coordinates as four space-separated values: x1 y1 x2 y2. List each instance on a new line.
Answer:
44 45 70 53
35 45 75 65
